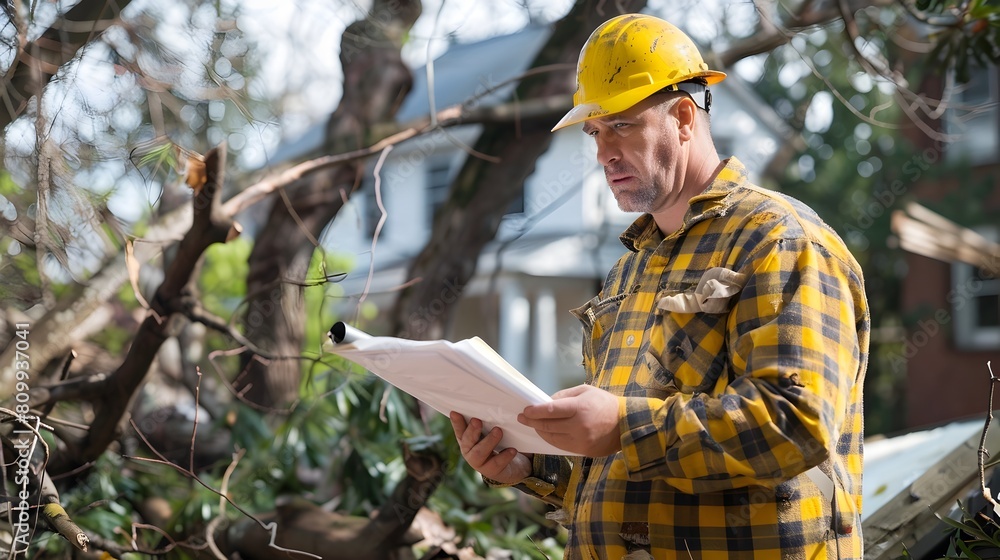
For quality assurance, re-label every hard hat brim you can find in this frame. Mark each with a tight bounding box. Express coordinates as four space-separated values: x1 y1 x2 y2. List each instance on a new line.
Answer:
551 70 727 132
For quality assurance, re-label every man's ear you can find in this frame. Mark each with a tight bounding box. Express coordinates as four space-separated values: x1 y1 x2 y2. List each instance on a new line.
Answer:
674 96 697 141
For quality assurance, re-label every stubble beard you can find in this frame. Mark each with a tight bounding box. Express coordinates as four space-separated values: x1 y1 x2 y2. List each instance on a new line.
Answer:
608 171 659 213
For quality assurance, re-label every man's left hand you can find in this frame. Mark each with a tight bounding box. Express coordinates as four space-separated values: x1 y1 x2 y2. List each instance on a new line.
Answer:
518 384 622 456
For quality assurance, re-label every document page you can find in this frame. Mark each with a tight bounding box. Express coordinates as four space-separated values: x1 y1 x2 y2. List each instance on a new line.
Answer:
325 324 573 455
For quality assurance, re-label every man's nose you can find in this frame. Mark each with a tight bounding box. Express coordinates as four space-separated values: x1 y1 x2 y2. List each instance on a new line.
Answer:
596 137 620 166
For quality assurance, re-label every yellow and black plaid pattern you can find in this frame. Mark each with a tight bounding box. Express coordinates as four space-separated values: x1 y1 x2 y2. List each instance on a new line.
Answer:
522 158 869 559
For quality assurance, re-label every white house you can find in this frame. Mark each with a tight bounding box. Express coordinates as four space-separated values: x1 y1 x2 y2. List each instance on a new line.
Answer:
275 25 793 394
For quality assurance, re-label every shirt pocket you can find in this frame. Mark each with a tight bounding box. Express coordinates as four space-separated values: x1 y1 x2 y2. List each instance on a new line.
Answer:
634 348 680 398
647 267 747 395
571 291 627 383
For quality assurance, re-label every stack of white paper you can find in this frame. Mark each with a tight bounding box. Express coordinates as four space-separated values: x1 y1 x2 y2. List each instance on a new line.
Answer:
325 323 573 455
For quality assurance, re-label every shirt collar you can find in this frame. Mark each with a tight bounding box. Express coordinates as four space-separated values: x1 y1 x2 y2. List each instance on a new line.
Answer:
619 157 750 252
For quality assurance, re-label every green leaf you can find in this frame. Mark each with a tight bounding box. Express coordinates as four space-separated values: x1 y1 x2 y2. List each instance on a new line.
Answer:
969 0 1000 19
957 536 986 560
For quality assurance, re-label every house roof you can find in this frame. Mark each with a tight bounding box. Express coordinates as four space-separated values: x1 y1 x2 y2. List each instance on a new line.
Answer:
864 419 981 515
269 23 794 165
266 26 551 165
394 26 552 123
862 417 1000 559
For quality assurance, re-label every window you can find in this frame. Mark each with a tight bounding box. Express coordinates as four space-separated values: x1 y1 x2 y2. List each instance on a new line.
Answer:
426 155 523 225
946 65 999 165
426 158 452 225
952 227 1000 350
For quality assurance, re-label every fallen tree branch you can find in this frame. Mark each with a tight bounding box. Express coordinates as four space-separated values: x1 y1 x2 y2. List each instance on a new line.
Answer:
0 411 89 555
123 419 319 560
1 73 569 394
47 146 232 475
0 205 192 389
15 17 567 476
38 502 89 552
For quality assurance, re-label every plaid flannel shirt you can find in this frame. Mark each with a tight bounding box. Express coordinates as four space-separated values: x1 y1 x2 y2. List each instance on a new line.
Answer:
506 158 869 560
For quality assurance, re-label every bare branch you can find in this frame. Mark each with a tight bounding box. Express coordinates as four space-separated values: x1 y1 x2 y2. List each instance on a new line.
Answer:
39 503 90 552
184 304 275 359
1 0 134 128
356 145 394 315
206 449 245 560
982 362 1000 513
206 347 298 415
124 420 320 560
36 350 75 420
837 0 908 88
86 528 194 558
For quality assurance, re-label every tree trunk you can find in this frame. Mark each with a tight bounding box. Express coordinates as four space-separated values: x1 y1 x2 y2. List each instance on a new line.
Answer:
236 0 422 408
389 0 647 341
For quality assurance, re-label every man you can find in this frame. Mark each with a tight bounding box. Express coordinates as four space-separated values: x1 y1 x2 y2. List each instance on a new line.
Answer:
450 13 869 560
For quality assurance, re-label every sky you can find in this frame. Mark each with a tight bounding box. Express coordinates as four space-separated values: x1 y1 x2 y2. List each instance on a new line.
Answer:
233 0 576 155
224 0 764 168
1 0 815 228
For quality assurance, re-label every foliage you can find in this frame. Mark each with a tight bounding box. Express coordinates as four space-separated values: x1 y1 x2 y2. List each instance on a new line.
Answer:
19 361 563 558
936 501 1000 559
748 21 901 433
199 236 252 317
740 0 999 433
3 0 997 556
921 0 1000 83
300 248 356 378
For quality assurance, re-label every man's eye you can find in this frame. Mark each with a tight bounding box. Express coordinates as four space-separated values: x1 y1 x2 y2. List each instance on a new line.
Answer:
613 122 629 129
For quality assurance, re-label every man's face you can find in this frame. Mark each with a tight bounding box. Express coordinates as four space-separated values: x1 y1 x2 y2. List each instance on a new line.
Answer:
581 95 683 214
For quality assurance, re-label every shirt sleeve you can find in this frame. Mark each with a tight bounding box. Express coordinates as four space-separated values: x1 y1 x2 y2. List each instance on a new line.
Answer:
482 454 574 508
618 237 865 493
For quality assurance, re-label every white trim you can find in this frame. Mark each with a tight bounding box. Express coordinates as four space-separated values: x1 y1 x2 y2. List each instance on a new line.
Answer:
951 225 1000 350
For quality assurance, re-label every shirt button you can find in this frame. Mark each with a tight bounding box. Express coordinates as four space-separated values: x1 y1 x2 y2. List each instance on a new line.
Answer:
626 335 635 346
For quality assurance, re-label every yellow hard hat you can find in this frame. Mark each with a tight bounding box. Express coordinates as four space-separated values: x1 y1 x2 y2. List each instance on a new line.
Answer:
552 14 726 131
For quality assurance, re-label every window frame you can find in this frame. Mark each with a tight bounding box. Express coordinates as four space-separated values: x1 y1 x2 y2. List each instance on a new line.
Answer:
945 65 999 166
951 225 1000 350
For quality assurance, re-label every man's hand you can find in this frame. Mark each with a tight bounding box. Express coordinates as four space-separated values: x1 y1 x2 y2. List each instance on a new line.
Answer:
449 412 532 485
518 384 622 456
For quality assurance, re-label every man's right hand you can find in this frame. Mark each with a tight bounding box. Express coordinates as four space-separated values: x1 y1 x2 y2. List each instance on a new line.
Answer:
449 412 532 485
